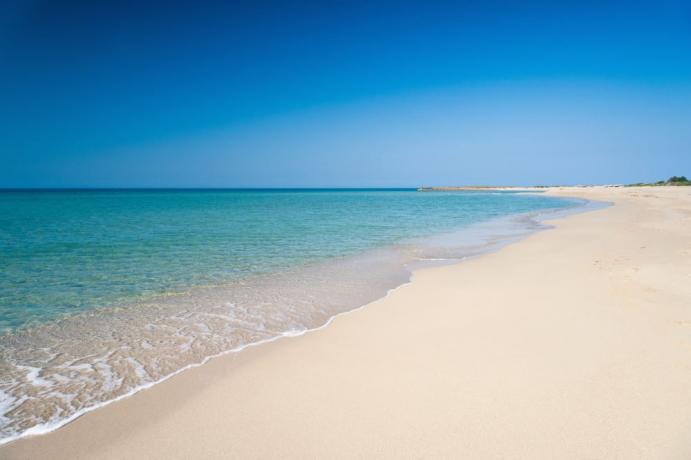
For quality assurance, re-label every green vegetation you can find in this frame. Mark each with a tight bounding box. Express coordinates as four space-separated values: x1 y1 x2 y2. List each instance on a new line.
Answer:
628 176 691 186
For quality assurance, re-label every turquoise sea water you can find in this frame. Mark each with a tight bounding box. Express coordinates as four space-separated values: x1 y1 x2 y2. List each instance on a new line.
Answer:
1 189 574 332
0 189 580 442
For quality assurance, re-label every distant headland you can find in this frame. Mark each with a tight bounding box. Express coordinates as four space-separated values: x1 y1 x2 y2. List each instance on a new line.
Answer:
418 176 690 192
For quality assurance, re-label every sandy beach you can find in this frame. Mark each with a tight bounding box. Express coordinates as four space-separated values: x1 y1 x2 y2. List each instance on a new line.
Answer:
3 186 691 459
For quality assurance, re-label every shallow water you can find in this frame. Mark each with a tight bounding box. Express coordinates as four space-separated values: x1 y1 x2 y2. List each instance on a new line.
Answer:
0 189 580 442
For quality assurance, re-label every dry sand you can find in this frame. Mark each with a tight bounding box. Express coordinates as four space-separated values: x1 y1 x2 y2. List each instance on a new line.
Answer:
3 186 691 459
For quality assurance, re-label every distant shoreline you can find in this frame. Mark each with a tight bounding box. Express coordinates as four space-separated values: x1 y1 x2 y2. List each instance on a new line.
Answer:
417 186 547 191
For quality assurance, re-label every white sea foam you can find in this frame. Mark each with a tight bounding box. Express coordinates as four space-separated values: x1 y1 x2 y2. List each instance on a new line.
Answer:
16 366 53 388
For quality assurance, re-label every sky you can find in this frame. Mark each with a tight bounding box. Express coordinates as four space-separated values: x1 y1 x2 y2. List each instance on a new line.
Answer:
1 0 690 187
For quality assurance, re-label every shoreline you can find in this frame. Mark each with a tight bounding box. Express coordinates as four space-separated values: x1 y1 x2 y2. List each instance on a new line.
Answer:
3 186 691 459
0 192 585 445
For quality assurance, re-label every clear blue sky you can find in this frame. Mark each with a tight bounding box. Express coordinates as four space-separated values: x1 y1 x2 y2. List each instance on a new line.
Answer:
1 0 690 187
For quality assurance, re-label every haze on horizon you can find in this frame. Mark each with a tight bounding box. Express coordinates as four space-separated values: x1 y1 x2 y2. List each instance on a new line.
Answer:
1 0 690 188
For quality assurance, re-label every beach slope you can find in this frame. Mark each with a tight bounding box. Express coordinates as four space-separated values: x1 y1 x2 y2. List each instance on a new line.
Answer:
3 186 691 459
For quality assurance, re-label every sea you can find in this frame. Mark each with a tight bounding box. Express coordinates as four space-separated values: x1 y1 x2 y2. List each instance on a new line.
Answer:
0 188 589 443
